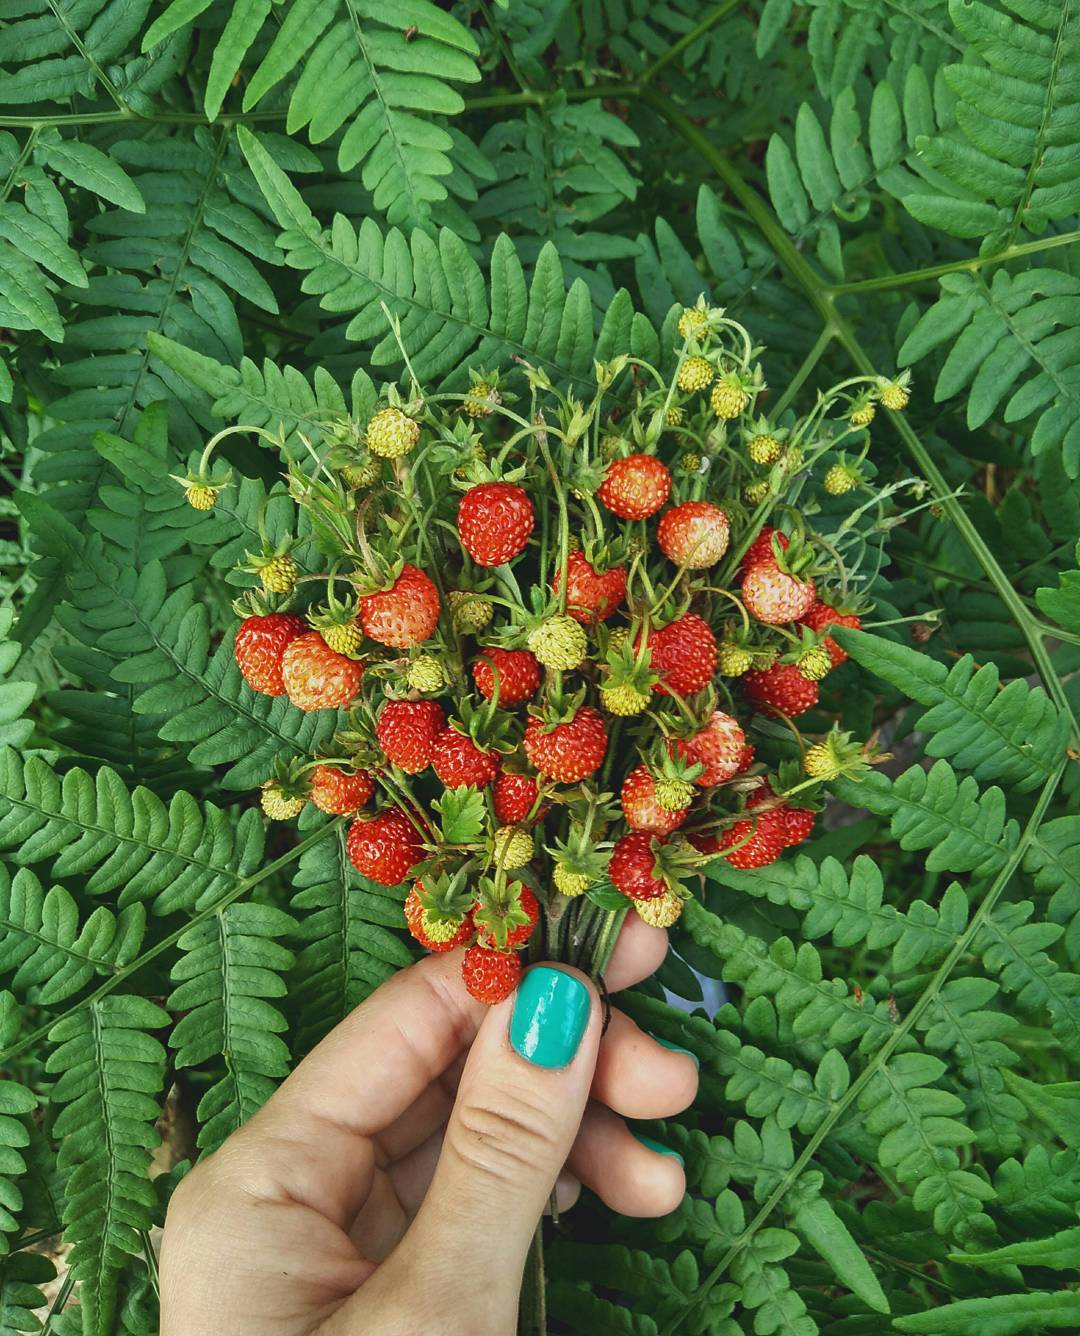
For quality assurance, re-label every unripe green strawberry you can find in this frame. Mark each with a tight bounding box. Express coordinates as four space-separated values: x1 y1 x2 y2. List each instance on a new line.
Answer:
600 682 651 716
491 826 534 869
449 590 493 633
185 483 219 511
260 782 305 820
553 863 592 896
849 401 876 427
782 445 805 471
367 406 420 458
407 655 447 693
679 453 702 474
655 776 694 812
710 376 750 420
343 456 382 488
718 642 753 676
879 380 910 411
600 433 626 461
463 381 499 417
319 619 362 656
635 890 684 928
797 645 833 681
744 480 769 505
528 615 587 670
260 554 298 595
804 741 841 780
824 464 860 496
677 307 709 340
665 405 685 428
748 433 781 465
420 910 470 945
677 355 713 392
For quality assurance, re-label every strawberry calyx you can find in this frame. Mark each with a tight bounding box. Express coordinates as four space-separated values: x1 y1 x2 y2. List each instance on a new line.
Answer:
472 876 536 951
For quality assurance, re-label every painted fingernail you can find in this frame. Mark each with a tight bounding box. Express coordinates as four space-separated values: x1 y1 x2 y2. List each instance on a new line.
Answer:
652 1034 700 1069
510 967 591 1069
633 1132 684 1165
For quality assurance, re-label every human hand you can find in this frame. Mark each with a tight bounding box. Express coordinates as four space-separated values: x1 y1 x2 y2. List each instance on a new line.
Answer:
160 915 698 1335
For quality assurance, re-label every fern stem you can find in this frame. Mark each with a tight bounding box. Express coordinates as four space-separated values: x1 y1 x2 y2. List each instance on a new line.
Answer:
476 0 531 95
662 758 1066 1334
0 820 341 1067
639 0 743 86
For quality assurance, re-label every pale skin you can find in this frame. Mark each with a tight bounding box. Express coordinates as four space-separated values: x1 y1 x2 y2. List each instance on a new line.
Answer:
160 915 698 1335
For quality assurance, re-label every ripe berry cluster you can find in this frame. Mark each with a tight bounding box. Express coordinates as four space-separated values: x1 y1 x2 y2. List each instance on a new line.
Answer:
202 304 900 1003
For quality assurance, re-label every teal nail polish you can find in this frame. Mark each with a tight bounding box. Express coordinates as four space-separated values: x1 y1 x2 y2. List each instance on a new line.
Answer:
510 967 590 1069
633 1133 684 1165
652 1035 700 1069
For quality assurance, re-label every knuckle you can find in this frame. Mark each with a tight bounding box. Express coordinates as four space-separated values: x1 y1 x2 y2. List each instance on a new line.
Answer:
448 1086 564 1184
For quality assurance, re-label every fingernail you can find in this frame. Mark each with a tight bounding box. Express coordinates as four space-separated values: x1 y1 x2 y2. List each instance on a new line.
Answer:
510 967 590 1069
633 1132 684 1165
652 1034 700 1069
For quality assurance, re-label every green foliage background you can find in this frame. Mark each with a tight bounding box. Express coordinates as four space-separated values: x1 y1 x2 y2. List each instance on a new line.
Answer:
0 0 1078 1331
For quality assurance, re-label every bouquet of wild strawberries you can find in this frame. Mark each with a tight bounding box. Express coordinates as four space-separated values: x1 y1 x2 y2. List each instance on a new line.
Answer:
179 302 908 1004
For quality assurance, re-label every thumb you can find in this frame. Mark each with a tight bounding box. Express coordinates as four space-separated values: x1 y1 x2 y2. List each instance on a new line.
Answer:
359 964 600 1332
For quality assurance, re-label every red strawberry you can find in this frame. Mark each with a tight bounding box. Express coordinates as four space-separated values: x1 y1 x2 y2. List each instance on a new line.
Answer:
684 711 746 785
609 832 668 901
493 771 540 825
475 884 540 950
234 613 306 696
404 885 473 952
462 945 522 1004
644 613 717 698
597 453 670 520
802 601 861 667
783 807 816 846
281 632 364 711
431 728 499 788
458 483 534 566
523 707 607 783
657 502 730 569
719 812 786 869
621 766 688 835
737 742 756 772
376 699 445 773
471 648 541 705
347 808 425 886
740 526 789 576
360 564 440 647
309 765 375 815
743 662 819 717
553 551 627 623
743 561 817 624
688 830 721 856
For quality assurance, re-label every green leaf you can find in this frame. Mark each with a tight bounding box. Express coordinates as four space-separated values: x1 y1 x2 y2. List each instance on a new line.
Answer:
949 1224 1080 1271
434 787 486 845
1036 540 1080 632
39 137 145 212
1002 1071 1080 1150
204 0 272 119
792 1195 889 1313
894 1291 1080 1335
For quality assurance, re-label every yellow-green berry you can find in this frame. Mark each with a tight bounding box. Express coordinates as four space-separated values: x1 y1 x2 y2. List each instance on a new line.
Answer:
710 377 750 420
421 911 467 944
260 554 298 595
492 826 534 870
718 642 753 676
804 742 841 780
677 356 713 393
185 484 219 511
600 433 626 461
748 433 781 466
343 456 382 488
449 590 493 633
824 464 860 496
464 382 499 418
679 453 702 475
320 620 362 656
600 682 651 716
781 446 804 472
880 381 910 412
554 863 592 896
367 406 420 458
635 891 684 928
677 307 710 340
655 777 694 812
743 480 769 505
665 405 685 428
261 784 305 820
528 615 587 671
407 656 447 693
798 646 833 681
849 401 876 428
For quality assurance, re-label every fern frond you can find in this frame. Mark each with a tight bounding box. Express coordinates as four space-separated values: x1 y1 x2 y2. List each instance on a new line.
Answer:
796 0 956 98
0 1252 55 1332
836 627 1069 790
994 1144 1080 1229
898 270 1080 478
0 1080 36 1257
47 995 167 1336
170 903 295 1151
1037 539 1080 630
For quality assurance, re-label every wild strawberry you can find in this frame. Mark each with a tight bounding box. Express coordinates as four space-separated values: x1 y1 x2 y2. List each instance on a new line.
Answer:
744 480 769 505
849 400 876 427
553 551 627 623
879 378 910 411
260 782 305 820
553 863 592 896
783 807 815 846
491 826 535 870
677 306 710 340
234 613 306 696
684 711 746 785
600 682 651 716
710 375 750 419
677 355 713 392
367 406 420 458
718 641 753 676
635 890 685 928
309 765 375 815
281 632 364 711
657 502 730 569
475 883 539 950
347 808 426 885
431 728 499 789
743 662 819 717
737 742 756 772
609 832 668 901
597 453 671 520
824 463 860 496
524 707 607 783
448 590 494 633
404 886 473 952
644 613 717 698
719 813 786 869
461 945 522 1004
318 619 363 657
185 484 218 511
740 526 789 576
748 433 782 465
742 562 816 624
463 381 499 418
258 553 298 595
376 699 445 773
687 829 721 856
458 483 534 566
802 601 861 667
621 766 689 836
796 644 833 681
406 655 447 693
359 565 440 648
493 771 540 825
528 615 587 671
471 648 541 705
